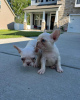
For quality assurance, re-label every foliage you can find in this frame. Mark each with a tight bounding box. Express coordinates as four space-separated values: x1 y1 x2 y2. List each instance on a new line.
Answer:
7 0 31 24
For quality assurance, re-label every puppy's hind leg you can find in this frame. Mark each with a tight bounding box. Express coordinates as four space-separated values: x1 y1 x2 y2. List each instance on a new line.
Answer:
49 66 56 69
56 56 63 73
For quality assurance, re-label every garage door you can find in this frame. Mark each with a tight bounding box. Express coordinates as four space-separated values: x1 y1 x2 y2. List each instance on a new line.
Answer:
67 14 80 33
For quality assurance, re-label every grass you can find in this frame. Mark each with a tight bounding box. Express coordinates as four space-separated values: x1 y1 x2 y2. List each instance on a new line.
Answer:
0 30 63 39
0 30 44 39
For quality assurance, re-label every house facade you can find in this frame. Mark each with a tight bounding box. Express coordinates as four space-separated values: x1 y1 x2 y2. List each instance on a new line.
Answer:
0 0 15 30
23 0 80 32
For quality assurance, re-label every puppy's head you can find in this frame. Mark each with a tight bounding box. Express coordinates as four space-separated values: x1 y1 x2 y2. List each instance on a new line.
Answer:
14 45 36 67
36 29 60 51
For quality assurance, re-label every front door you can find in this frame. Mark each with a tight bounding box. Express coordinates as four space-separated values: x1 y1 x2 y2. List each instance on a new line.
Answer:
50 16 55 30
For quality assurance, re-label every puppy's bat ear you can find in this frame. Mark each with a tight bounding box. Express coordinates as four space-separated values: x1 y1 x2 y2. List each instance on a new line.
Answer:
50 29 60 41
13 45 22 53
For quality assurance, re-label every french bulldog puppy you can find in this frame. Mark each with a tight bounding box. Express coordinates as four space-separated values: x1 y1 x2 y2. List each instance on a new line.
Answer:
36 29 63 74
14 39 37 67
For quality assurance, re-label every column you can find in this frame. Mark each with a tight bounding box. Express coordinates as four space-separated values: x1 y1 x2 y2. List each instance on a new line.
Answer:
41 11 46 31
30 13 33 29
23 12 27 30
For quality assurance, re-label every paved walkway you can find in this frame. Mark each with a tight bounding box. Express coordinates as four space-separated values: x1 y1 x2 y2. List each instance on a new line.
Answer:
0 37 36 44
0 32 80 100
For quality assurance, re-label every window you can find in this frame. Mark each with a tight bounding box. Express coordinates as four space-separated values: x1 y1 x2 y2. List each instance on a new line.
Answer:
46 0 54 2
35 0 43 3
34 14 42 26
0 1 1 9
75 0 80 7
77 0 80 4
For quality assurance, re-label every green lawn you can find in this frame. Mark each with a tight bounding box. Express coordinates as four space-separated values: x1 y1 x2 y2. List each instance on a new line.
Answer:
0 30 43 39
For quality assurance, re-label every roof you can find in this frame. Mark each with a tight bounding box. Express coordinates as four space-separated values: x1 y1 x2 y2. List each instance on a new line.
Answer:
23 5 60 12
4 0 15 17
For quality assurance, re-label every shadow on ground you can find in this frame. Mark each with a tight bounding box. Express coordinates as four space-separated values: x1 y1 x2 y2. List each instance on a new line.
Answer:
0 32 80 69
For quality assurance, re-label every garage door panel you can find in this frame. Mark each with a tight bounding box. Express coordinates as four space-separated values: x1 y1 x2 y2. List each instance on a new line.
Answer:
68 15 80 33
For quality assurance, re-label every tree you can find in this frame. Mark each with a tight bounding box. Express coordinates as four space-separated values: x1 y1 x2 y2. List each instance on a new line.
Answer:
7 0 31 24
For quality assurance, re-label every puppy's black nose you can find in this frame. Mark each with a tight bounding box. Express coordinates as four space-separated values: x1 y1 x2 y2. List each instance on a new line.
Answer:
27 62 31 66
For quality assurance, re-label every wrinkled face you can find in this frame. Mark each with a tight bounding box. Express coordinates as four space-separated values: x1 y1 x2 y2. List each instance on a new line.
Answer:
21 55 36 67
14 45 36 67
20 48 36 67
36 30 60 52
36 33 54 51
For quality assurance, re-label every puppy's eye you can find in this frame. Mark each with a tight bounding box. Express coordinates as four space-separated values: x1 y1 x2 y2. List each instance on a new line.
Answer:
41 39 46 42
21 58 25 61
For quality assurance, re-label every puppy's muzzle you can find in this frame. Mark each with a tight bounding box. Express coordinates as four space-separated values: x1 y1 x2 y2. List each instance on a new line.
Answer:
27 62 31 66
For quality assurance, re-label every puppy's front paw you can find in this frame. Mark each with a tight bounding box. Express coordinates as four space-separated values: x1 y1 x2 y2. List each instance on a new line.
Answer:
57 67 63 73
38 68 45 74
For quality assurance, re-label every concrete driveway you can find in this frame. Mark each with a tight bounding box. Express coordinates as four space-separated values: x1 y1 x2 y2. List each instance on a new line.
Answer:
0 32 80 100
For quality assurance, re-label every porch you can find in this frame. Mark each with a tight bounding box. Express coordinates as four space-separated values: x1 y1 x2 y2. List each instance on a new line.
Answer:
23 5 60 31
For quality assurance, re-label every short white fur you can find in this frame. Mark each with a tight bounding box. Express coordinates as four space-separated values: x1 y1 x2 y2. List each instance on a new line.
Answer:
14 39 37 67
36 29 63 74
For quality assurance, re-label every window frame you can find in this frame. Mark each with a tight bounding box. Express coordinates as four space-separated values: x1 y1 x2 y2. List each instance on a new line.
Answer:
46 0 54 2
75 0 80 7
35 0 43 3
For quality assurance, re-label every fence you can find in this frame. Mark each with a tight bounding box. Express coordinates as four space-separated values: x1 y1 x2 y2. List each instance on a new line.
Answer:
14 23 31 30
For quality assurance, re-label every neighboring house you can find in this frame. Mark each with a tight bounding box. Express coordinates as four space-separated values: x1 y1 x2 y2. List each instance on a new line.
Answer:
0 0 15 30
23 0 80 33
